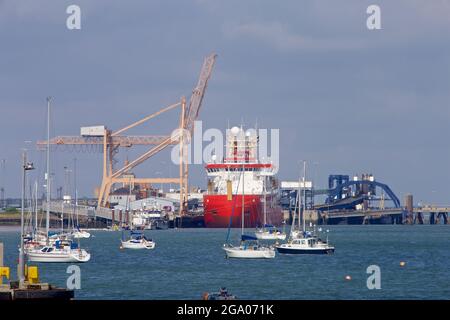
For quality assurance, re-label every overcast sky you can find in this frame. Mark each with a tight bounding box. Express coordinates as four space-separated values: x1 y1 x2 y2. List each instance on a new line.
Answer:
1 0 449 205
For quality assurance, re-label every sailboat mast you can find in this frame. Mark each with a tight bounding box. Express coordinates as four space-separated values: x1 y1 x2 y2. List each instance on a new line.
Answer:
263 176 267 226
298 171 302 231
34 181 38 235
74 158 78 227
241 162 245 234
46 97 51 238
302 160 306 233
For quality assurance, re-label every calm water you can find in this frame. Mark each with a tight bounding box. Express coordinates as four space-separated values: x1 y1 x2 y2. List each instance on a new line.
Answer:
1 225 450 299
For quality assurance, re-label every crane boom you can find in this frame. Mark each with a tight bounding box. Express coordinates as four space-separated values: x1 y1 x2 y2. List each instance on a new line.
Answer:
36 135 173 149
184 53 217 133
36 54 217 211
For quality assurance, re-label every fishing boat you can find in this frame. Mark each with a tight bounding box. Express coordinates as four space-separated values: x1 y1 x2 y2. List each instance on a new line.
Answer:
223 159 276 259
120 230 155 250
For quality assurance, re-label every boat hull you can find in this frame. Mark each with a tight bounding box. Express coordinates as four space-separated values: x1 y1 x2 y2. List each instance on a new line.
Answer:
204 194 283 228
72 231 91 239
255 230 287 240
121 240 155 250
276 246 335 255
27 250 91 263
223 246 276 259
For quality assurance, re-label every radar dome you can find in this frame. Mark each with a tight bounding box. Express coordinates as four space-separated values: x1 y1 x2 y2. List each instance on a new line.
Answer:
230 126 240 136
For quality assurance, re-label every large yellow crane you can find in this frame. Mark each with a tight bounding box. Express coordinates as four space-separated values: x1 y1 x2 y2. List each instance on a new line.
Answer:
37 53 217 216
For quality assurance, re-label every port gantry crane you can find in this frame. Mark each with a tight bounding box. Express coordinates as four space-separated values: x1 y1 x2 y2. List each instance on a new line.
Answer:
37 53 217 217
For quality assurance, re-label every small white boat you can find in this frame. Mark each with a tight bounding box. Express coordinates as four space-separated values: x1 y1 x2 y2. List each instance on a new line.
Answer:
72 229 91 239
276 232 334 255
223 244 276 259
223 235 275 259
26 241 91 263
120 231 155 250
276 238 334 254
255 225 287 240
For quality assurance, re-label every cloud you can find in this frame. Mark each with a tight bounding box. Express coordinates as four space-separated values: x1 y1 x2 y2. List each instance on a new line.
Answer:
222 21 368 53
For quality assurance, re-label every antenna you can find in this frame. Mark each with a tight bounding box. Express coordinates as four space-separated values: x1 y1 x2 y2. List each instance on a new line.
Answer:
46 96 51 239
0 159 5 208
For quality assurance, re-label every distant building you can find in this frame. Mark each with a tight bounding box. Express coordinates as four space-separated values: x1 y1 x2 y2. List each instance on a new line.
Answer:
109 187 138 208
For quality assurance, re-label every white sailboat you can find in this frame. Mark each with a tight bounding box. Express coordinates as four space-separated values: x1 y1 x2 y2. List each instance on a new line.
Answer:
120 230 155 250
25 97 91 263
223 162 276 259
255 175 286 240
72 228 91 239
27 241 91 263
71 160 91 239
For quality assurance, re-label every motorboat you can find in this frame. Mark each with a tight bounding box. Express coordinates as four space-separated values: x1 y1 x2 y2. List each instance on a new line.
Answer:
276 232 335 254
202 287 237 300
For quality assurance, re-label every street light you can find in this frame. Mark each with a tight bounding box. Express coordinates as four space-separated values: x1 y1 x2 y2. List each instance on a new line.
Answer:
155 171 162 193
19 150 35 284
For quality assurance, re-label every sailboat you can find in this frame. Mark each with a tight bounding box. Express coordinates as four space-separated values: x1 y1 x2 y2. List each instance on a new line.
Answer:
120 230 155 250
71 169 91 239
276 161 335 254
223 163 276 259
72 227 91 239
25 97 91 263
27 240 91 262
254 175 286 240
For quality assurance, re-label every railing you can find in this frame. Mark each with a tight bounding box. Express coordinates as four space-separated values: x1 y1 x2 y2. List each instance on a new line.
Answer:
42 201 112 220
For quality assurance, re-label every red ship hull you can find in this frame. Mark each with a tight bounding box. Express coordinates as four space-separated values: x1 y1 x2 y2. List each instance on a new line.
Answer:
203 194 284 228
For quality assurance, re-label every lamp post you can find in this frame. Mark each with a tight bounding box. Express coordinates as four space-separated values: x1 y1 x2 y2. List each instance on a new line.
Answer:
155 171 162 193
19 150 35 284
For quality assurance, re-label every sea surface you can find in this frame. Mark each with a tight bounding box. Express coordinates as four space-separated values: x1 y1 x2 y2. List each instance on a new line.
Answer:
1 225 450 300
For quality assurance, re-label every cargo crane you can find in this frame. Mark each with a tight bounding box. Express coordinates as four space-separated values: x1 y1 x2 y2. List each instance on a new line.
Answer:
37 53 217 217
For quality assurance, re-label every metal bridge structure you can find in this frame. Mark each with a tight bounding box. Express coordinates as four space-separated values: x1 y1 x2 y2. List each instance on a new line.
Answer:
280 174 408 224
324 178 401 208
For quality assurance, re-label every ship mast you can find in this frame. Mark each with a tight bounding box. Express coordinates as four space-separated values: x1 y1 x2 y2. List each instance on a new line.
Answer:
241 162 245 234
263 175 267 226
46 97 51 240
302 160 306 233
